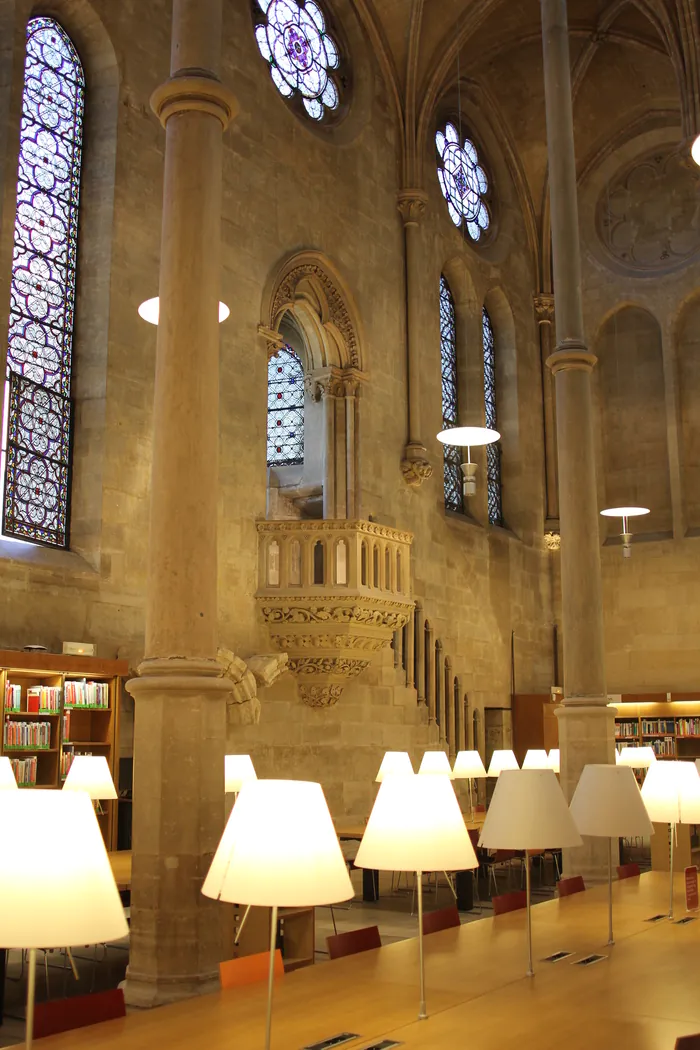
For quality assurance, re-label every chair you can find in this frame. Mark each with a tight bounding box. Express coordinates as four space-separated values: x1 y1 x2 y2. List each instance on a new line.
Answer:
675 1037 700 1049
220 949 284 989
482 849 519 895
326 925 381 960
492 890 527 916
557 875 586 898
617 862 641 880
422 905 461 935
33 988 126 1039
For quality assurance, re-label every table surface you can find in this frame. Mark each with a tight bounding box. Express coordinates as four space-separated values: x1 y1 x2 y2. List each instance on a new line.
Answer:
44 871 700 1049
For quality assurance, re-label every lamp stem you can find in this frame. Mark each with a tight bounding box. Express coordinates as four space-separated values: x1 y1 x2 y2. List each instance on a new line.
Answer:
265 905 278 1050
417 871 427 1020
26 947 36 1050
468 779 474 820
607 837 614 946
525 854 534 977
669 822 675 921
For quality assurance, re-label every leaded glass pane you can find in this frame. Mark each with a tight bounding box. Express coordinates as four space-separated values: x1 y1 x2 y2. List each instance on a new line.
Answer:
2 17 83 548
436 123 491 242
440 276 462 513
267 346 304 466
482 306 503 526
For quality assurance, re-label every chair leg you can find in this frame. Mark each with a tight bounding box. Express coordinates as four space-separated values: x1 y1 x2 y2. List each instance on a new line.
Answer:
329 905 338 936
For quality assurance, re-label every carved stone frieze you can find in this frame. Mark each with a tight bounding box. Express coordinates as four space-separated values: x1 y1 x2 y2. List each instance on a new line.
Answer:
533 294 555 326
271 263 360 368
544 531 561 551
288 657 369 678
299 684 344 708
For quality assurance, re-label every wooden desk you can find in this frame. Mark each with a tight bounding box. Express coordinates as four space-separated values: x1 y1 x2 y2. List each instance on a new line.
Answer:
40 871 700 1049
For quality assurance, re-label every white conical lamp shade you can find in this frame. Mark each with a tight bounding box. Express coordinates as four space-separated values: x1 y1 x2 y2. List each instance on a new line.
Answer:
452 751 487 779
224 754 257 793
418 751 453 776
0 757 18 790
570 765 653 838
548 749 560 773
479 769 582 850
523 749 550 770
355 774 478 873
203 780 352 907
0 791 128 948
487 749 519 776
641 760 700 824
62 755 117 800
375 751 414 782
618 746 656 769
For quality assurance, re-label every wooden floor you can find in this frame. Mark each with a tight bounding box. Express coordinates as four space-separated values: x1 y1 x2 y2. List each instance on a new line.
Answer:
37 873 700 1049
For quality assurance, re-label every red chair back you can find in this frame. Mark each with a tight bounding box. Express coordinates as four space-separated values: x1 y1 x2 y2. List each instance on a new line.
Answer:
617 863 641 880
675 1037 700 1048
220 949 284 989
34 989 126 1040
492 890 527 915
557 875 586 898
422 905 461 935
326 925 381 960
468 828 480 849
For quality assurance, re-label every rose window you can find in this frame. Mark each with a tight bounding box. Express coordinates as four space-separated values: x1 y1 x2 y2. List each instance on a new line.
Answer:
435 122 491 241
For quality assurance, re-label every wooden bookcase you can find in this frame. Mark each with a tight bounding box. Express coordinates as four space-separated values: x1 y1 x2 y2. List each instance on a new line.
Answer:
612 697 700 762
0 650 126 849
232 905 315 973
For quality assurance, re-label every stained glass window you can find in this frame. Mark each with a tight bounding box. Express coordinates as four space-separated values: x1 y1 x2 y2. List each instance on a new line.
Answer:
253 0 341 121
440 276 463 513
267 346 305 466
482 306 502 526
1 18 84 548
436 123 490 241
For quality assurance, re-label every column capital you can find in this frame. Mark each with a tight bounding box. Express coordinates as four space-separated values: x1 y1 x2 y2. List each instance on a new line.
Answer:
397 189 429 227
150 73 238 129
546 341 598 374
401 443 433 487
533 293 555 326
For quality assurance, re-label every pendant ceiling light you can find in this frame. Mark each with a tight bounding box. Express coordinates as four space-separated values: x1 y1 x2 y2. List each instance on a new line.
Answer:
600 506 650 558
138 297 230 325
692 134 700 167
437 426 499 497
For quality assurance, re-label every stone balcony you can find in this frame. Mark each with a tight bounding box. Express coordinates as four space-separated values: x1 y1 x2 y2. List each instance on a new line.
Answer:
255 519 414 706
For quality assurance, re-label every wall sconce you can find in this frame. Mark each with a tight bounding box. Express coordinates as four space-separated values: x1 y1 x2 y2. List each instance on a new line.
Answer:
436 426 500 498
600 506 650 558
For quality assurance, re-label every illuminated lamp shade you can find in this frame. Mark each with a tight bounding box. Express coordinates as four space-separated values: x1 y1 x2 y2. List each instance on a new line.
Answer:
522 749 550 770
487 749 519 777
436 426 500 498
62 755 117 800
452 751 487 779
618 746 656 769
548 748 560 774
692 133 700 167
600 506 650 559
375 751 414 782
0 791 128 1049
418 751 453 776
138 296 230 325
641 760 700 919
225 754 257 794
0 757 18 790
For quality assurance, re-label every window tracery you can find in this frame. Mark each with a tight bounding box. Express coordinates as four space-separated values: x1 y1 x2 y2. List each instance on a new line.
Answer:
436 122 490 242
267 346 305 466
440 276 463 513
482 306 502 526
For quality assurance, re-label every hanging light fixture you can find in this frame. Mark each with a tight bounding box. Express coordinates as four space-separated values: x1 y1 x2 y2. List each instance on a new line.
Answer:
599 506 650 558
436 426 500 498
692 134 700 167
138 297 230 325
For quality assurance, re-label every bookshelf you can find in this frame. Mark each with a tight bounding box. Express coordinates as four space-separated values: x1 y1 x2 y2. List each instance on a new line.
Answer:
0 650 127 849
613 698 700 762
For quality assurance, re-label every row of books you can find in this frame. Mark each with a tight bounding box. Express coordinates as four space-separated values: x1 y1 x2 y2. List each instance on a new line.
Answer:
642 719 676 735
27 686 61 712
64 680 109 709
9 756 37 786
677 718 700 737
4 684 20 711
4 720 51 749
650 736 675 756
60 746 94 779
615 721 639 739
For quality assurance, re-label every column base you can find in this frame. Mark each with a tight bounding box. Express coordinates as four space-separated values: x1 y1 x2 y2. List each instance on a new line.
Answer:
123 968 220 1009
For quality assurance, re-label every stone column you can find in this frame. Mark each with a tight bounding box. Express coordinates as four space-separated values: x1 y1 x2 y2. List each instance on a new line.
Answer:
426 623 436 726
404 607 415 688
397 191 433 488
414 600 425 701
124 0 237 1007
344 377 359 519
541 0 614 880
317 374 342 520
534 293 559 524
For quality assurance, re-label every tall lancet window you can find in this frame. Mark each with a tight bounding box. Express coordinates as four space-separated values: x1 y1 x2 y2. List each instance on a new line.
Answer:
440 276 462 513
482 306 502 525
2 18 85 548
267 346 305 466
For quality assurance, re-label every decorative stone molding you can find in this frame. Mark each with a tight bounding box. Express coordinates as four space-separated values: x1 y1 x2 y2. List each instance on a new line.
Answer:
150 74 238 129
271 262 361 368
256 519 414 706
397 189 428 227
544 531 561 551
533 293 555 326
401 456 433 487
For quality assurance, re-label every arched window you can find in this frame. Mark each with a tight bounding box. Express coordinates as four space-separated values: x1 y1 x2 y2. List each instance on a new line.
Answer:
253 0 341 122
267 346 304 466
2 18 85 548
440 276 463 513
435 123 490 242
482 306 502 526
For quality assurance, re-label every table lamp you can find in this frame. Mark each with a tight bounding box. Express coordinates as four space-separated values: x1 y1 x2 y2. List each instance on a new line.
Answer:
418 751 453 776
0 757 18 789
548 749 560 773
479 768 582 976
618 746 656 769
569 764 653 943
487 749 519 776
375 751 414 782
224 753 257 794
62 754 117 815
523 749 550 770
0 791 128 1049
203 780 352 1050
452 750 487 817
355 773 477 1020
641 760 700 919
